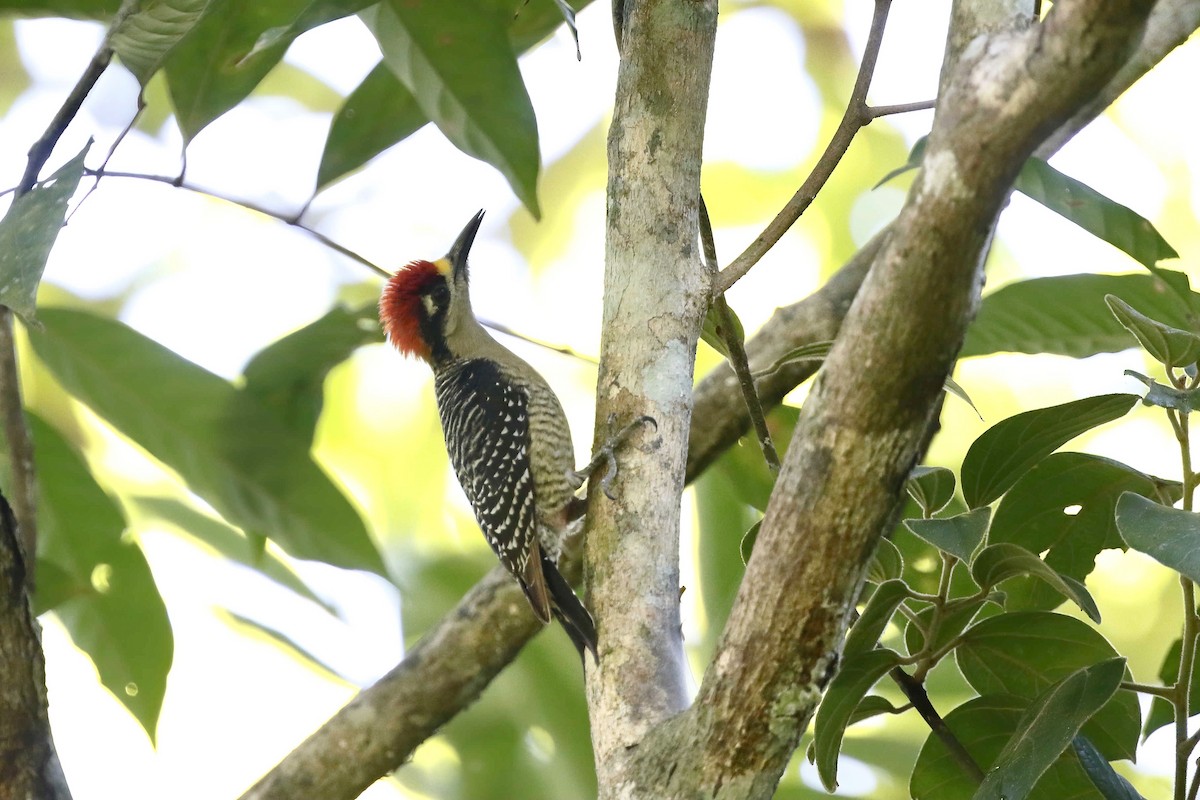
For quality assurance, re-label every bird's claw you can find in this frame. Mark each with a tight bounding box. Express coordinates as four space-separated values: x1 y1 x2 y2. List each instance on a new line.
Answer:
569 414 657 499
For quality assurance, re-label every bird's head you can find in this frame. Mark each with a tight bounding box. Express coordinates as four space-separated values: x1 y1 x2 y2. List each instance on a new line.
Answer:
380 210 484 364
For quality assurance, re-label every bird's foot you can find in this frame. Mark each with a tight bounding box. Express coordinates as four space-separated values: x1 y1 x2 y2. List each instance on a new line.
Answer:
568 414 657 499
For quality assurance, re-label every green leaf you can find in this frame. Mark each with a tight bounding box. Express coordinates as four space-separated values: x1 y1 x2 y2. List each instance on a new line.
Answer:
867 537 904 583
991 453 1179 613
905 507 990 564
738 518 761 565
944 375 983 419
874 135 926 188
245 0 375 60
753 340 832 379
812 648 901 791
975 659 1125 800
956 612 1139 761
1106 294 1200 368
30 412 172 740
1144 638 1194 740
1116 492 1200 583
845 579 910 656
0 0 120 15
28 308 385 575
241 303 381 443
316 62 428 189
911 694 1101 800
700 302 745 360
961 394 1138 509
1124 370 1200 413
1073 736 1146 800
962 272 1200 359
971 543 1100 623
1015 157 1178 269
164 0 312 141
904 596 991 657
907 466 957 516
222 610 348 682
107 0 212 86
132 496 333 612
694 468 754 664
368 0 541 216
847 694 903 727
0 143 89 325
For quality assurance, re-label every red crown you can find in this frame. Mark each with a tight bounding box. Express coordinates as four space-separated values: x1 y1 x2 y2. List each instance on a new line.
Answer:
380 259 442 361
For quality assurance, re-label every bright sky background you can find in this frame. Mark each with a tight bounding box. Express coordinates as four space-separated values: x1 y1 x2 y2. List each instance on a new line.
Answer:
3 1 1199 797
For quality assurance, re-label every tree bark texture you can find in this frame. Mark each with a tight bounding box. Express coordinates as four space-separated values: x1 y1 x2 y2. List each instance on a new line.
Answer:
0 494 70 800
584 0 718 793
628 0 1155 796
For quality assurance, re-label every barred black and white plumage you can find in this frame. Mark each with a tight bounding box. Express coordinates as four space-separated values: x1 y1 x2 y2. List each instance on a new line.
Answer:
380 210 598 662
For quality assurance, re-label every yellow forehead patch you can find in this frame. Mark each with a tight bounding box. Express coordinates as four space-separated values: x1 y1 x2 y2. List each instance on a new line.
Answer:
434 258 452 276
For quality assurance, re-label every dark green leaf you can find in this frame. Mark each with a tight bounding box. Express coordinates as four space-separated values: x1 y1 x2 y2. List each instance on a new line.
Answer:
907 465 957 516
694 468 753 664
241 303 381 443
1106 294 1200 368
905 507 990 563
368 0 541 216
1144 638 1192 739
317 62 428 189
1115 492 1200 583
245 0 375 60
1073 736 1146 800
911 694 1100 800
845 579 910 656
1124 370 1200 413
904 596 991 657
223 610 348 682
956 612 1139 760
945 375 983 419
700 302 745 360
874 135 926 188
31 413 172 740
547 0 578 58
971 543 1100 623
711 405 797 512
164 0 311 141
0 0 120 15
812 648 901 791
961 394 1138 509
107 0 212 86
991 453 1179 613
738 518 761 565
848 694 903 727
28 308 384 575
975 659 1125 800
753 340 832 379
867 537 904 583
132 496 333 612
1015 157 1178 269
963 272 1200 359
0 143 89 325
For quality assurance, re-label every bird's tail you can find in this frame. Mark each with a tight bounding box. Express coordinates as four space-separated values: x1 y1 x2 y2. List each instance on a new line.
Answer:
543 555 599 665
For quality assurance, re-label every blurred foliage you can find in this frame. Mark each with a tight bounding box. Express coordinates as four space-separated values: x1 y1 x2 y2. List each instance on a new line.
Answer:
0 0 1197 799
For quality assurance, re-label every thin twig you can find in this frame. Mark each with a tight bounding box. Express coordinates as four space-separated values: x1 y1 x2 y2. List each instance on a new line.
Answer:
715 0 894 295
699 197 780 474
0 315 35 567
866 99 937 119
81 168 391 278
1121 680 1175 699
889 666 985 784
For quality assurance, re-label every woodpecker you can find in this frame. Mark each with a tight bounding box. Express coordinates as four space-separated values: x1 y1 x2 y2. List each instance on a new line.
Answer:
379 210 604 661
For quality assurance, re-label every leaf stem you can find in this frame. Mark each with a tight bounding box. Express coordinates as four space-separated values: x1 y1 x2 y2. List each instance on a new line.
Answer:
698 197 780 474
1175 400 1197 800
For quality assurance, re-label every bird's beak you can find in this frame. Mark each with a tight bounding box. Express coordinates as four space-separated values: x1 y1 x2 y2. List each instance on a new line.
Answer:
447 209 485 281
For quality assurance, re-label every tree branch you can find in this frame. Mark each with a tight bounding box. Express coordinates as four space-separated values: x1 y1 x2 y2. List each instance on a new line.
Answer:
239 0 1188 793
715 0 893 295
583 0 717 788
633 0 1155 795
